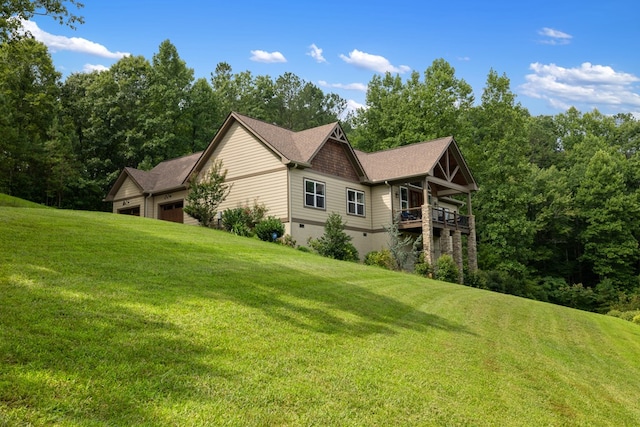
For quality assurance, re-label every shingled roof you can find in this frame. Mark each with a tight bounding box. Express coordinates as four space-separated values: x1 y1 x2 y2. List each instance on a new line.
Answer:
355 137 453 183
104 151 202 201
190 112 360 177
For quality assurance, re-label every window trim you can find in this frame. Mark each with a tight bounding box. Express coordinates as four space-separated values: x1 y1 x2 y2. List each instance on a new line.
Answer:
346 188 365 217
304 178 326 210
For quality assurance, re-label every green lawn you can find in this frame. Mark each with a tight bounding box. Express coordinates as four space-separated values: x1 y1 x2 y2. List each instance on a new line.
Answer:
1 205 639 426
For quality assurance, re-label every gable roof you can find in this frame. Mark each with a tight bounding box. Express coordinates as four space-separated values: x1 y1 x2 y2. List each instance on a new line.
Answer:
104 151 201 201
189 111 367 179
356 136 477 190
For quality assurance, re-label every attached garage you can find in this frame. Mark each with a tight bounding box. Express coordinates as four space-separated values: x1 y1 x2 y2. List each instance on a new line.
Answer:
118 206 140 216
159 200 184 223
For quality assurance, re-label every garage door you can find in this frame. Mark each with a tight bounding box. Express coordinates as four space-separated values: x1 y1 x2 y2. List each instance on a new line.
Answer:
118 206 140 216
159 201 184 223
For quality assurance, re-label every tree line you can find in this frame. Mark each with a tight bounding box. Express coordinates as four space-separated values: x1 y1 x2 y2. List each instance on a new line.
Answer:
1 36 638 312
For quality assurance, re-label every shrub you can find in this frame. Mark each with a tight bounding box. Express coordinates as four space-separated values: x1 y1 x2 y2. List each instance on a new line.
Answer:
414 252 432 277
254 216 284 242
221 207 253 236
435 254 460 283
364 249 396 270
184 159 231 227
633 314 640 325
308 213 359 262
278 234 296 247
463 268 486 289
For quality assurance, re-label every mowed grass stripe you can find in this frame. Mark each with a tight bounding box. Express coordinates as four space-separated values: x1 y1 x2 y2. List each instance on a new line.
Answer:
1 206 639 426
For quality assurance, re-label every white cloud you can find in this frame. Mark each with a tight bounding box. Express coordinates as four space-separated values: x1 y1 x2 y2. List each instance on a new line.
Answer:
318 80 367 92
338 99 367 119
83 64 109 73
339 49 410 74
307 44 326 63
20 20 129 58
538 27 572 45
250 50 287 63
520 62 640 113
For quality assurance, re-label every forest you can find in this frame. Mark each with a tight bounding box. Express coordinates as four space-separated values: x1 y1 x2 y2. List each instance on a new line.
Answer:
1 36 639 314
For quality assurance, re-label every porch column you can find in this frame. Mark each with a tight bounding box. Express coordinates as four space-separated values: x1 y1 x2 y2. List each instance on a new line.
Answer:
453 229 463 283
467 215 478 273
421 204 434 266
441 229 452 257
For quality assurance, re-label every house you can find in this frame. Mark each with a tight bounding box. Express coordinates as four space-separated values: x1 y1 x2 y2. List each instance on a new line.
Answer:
105 112 478 276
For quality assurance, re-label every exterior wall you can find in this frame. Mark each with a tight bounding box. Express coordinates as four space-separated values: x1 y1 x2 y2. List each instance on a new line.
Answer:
287 169 390 258
113 177 143 201
370 184 393 231
289 168 371 230
194 121 289 225
311 140 360 181
111 177 145 215
114 196 145 215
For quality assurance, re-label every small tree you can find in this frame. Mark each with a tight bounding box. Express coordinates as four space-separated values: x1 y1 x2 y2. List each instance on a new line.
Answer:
385 215 422 270
309 212 359 261
184 159 231 227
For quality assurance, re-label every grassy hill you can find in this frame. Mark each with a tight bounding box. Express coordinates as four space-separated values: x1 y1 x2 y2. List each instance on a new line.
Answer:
1 205 639 426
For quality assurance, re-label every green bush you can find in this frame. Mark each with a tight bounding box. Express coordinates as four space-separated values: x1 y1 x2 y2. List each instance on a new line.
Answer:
414 252 432 277
308 213 359 262
435 254 460 283
254 216 284 242
222 207 253 236
633 314 640 325
364 249 396 270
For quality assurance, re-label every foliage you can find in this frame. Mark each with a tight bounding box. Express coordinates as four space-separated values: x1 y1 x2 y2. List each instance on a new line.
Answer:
308 212 359 262
434 254 460 283
278 234 296 247
0 38 60 202
414 252 432 277
364 249 396 270
1 0 84 41
384 215 420 271
349 58 474 151
221 200 267 237
221 207 253 236
254 216 284 242
184 159 230 227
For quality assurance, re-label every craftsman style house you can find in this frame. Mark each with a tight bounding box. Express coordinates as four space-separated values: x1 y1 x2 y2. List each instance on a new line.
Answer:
105 112 478 274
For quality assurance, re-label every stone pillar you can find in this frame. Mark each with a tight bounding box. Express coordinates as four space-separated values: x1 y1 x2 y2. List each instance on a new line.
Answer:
453 229 463 283
421 204 434 266
467 215 478 273
441 229 452 257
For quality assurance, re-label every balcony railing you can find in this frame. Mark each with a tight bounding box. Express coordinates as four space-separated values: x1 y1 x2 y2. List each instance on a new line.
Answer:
397 206 470 232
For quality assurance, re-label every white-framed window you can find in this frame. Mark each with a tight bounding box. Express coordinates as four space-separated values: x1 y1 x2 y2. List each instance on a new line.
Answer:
304 178 325 209
400 186 409 210
347 188 365 216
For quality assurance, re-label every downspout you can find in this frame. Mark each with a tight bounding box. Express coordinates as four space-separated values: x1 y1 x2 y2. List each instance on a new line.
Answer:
144 192 152 218
385 181 393 222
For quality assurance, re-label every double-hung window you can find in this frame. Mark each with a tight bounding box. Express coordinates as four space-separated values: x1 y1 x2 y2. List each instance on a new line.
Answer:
305 179 325 209
347 188 365 216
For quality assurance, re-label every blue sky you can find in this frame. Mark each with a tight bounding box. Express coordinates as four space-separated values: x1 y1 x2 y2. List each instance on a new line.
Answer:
23 0 640 117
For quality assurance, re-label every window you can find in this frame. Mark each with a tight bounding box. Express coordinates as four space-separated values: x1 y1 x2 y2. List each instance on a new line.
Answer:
400 186 409 211
304 179 325 209
347 189 365 216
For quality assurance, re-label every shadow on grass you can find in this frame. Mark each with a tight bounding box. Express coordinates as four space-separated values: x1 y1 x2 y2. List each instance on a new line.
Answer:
0 265 236 425
1 214 476 424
